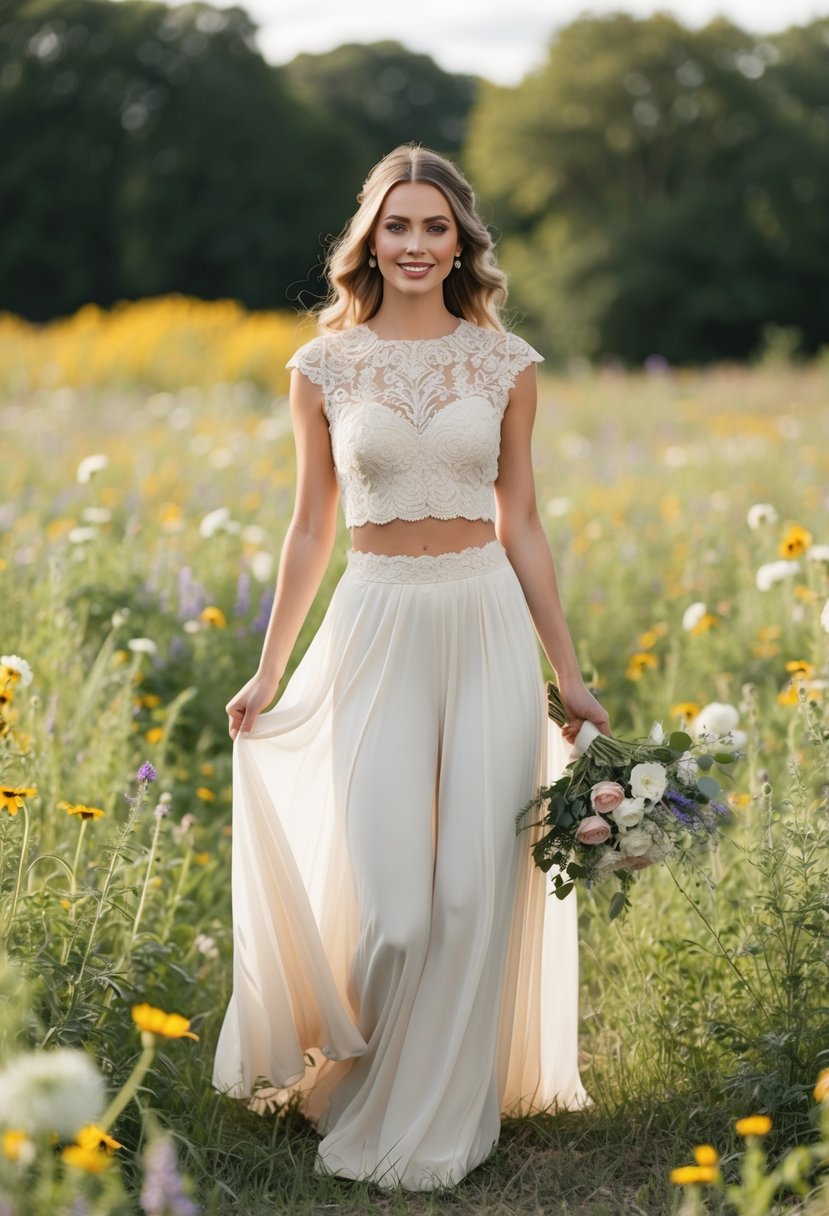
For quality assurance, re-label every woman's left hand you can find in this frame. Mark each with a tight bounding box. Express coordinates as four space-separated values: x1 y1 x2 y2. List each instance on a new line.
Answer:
555 675 612 745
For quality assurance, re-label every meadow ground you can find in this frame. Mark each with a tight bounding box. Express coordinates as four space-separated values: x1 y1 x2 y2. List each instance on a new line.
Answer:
1 304 827 1214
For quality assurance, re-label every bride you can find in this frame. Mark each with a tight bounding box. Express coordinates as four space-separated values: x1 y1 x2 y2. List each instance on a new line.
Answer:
212 141 610 1191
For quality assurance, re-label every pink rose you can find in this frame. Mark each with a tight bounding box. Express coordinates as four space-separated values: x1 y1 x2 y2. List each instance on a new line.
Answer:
574 814 612 845
590 781 626 813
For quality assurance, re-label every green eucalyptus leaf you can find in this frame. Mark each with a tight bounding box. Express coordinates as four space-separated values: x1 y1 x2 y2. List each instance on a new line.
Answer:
608 891 627 921
669 731 693 751
697 775 721 799
697 754 714 770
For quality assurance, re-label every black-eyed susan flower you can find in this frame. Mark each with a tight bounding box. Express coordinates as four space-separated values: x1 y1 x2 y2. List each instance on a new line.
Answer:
131 1003 199 1042
75 1124 123 1154
626 652 659 681
735 1114 772 1136
1 785 37 816
59 801 105 822
61 1143 113 1173
785 660 815 679
669 1164 718 1184
671 702 702 721
200 605 227 628
779 524 813 559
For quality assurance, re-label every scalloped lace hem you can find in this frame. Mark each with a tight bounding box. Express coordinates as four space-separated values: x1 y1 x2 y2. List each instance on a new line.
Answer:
345 540 509 584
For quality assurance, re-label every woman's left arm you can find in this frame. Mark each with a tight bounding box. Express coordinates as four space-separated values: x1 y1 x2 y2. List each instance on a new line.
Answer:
494 361 613 742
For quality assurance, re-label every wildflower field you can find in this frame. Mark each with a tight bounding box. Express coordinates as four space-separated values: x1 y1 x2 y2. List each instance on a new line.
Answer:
1 297 827 1215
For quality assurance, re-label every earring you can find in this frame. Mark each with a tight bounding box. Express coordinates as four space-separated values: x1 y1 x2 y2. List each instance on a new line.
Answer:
454 256 462 269
368 253 377 268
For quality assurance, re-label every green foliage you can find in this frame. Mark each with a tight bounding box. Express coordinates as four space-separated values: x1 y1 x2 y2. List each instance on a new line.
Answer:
465 12 829 365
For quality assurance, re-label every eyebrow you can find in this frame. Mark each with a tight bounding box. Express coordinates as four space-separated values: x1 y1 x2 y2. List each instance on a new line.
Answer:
383 214 451 222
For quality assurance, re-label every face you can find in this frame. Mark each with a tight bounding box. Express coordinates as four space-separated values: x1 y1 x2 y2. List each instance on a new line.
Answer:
370 181 462 292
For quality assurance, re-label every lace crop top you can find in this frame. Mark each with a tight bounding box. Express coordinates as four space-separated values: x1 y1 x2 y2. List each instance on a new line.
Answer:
284 317 544 527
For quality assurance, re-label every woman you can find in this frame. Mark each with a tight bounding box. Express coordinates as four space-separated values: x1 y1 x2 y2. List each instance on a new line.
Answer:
212 143 610 1191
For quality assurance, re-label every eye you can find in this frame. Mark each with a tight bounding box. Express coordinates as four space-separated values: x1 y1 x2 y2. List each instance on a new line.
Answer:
384 223 449 233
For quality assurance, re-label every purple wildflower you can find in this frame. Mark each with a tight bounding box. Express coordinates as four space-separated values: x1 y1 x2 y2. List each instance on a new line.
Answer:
664 787 697 809
137 761 157 783
139 1136 200 1216
251 588 273 633
709 800 730 816
234 570 251 618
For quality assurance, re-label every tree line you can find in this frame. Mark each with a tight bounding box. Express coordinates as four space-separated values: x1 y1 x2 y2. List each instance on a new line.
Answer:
2 0 828 364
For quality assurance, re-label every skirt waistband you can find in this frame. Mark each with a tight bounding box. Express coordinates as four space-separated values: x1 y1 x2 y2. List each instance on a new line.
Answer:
345 539 509 584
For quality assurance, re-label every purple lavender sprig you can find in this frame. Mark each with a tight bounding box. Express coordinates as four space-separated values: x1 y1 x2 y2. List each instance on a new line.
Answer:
139 1136 201 1216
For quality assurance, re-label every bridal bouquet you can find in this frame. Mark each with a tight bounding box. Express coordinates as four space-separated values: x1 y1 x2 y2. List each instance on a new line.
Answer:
517 683 742 919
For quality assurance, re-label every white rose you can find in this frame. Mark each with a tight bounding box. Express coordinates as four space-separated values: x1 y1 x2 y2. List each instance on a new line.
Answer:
756 560 799 591
629 762 667 802
747 502 778 529
648 720 666 744
682 602 707 631
611 797 646 829
619 828 652 857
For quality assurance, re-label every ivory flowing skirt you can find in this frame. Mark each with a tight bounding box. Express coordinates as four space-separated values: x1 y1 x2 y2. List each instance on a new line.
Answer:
211 539 592 1190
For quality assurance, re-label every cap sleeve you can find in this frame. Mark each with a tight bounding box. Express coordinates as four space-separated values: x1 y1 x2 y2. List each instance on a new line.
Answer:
493 331 544 412
285 336 326 390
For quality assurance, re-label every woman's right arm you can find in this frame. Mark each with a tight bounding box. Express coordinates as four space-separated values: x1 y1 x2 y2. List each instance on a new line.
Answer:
226 367 339 740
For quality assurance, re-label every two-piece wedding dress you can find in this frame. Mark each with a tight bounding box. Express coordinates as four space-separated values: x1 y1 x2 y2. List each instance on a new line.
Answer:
211 317 592 1190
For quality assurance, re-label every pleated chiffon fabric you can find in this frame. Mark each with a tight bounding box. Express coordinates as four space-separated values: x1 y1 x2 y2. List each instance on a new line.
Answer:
212 540 592 1190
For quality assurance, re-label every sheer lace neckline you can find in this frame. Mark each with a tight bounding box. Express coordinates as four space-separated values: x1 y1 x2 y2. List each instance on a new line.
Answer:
355 318 468 344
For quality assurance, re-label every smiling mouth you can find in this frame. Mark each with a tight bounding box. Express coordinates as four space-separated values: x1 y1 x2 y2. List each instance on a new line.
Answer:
398 263 434 272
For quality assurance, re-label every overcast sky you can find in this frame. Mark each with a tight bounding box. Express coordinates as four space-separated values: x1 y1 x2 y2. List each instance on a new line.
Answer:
155 0 829 83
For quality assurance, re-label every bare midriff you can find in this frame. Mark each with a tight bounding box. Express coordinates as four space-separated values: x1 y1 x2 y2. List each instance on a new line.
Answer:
351 517 497 557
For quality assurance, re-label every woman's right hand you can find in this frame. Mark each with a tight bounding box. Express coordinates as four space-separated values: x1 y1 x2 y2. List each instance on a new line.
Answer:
226 670 281 741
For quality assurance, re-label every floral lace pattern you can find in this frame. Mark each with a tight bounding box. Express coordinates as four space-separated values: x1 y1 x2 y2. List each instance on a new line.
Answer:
345 539 509 584
285 320 544 527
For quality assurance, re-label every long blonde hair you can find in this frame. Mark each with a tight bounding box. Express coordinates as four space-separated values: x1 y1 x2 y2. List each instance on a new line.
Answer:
309 143 511 334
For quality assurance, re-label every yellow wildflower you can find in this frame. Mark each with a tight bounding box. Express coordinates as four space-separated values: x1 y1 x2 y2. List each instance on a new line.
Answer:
194 851 210 865
199 761 215 777
785 660 815 679
671 701 702 721
689 612 718 635
777 683 800 706
141 693 163 709
0 785 37 816
2 1130 31 1162
60 898 71 910
752 642 779 659
131 1003 199 1041
626 652 659 681
75 1125 123 1154
735 1115 772 1136
200 605 227 628
756 624 781 641
195 786 215 801
61 1143 112 1173
794 584 816 601
779 524 813 558
59 800 105 821
814 1069 829 1103
727 792 752 809
693 1145 719 1166
146 726 164 744
670 1164 718 1184
113 649 130 664
637 628 661 649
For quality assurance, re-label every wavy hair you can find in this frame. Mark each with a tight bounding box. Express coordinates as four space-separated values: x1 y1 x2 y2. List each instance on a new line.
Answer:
309 142 511 335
